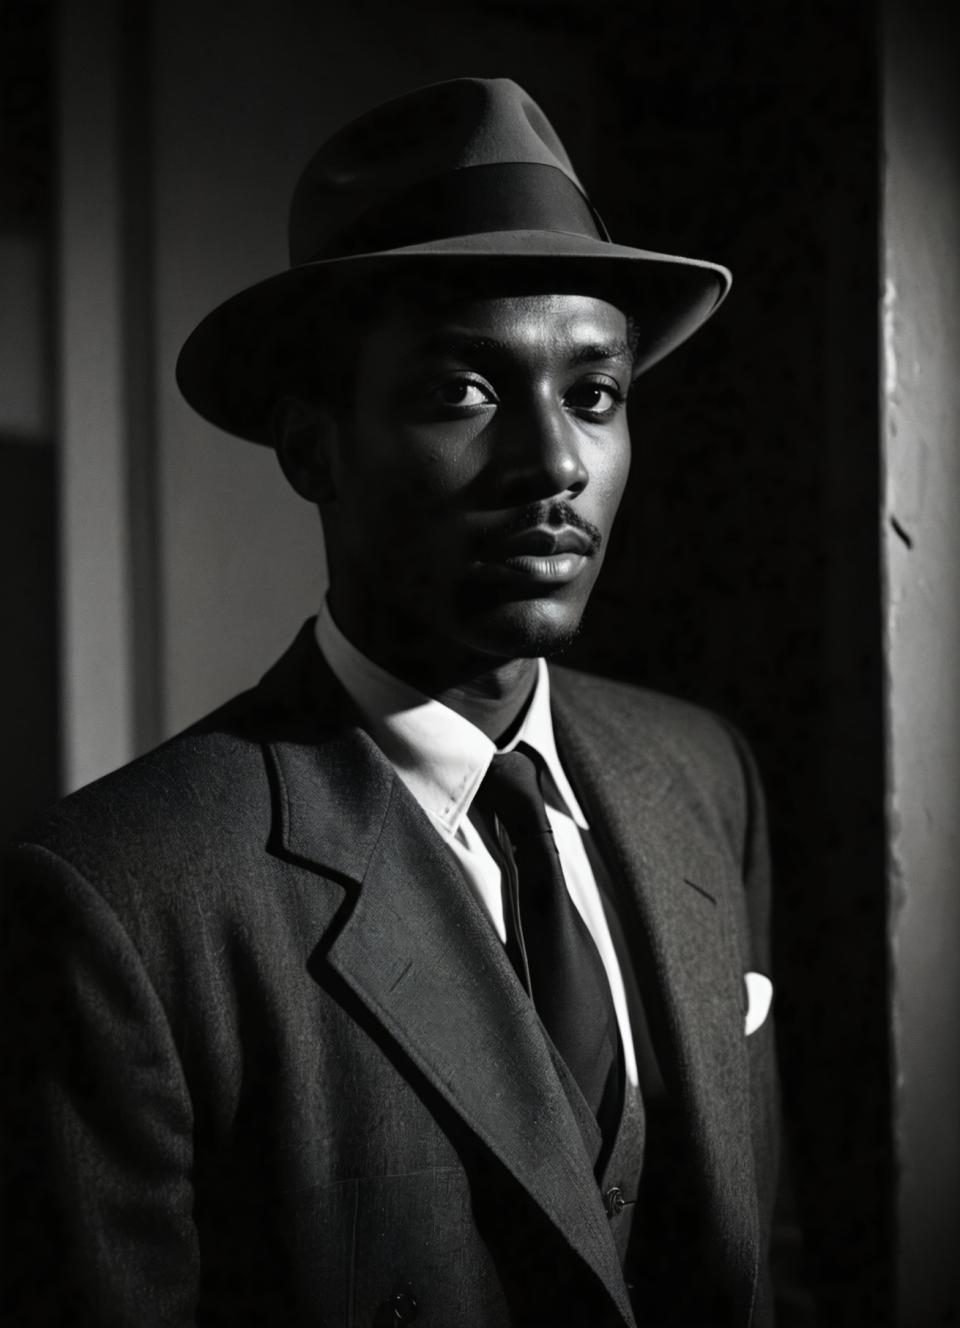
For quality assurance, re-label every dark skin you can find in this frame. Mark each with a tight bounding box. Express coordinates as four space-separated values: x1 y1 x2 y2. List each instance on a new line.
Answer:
276 290 634 740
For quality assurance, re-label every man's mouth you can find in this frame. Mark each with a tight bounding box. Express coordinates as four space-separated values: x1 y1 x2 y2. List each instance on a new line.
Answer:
494 526 596 558
475 525 596 586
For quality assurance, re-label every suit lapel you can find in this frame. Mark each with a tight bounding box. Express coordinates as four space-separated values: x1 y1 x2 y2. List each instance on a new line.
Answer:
550 668 761 1317
257 627 636 1328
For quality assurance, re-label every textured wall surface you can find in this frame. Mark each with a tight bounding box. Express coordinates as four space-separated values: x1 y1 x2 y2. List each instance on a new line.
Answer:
882 1 960 1323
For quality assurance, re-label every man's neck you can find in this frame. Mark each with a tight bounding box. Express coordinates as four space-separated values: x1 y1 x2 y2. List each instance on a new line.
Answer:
425 659 539 744
326 596 539 743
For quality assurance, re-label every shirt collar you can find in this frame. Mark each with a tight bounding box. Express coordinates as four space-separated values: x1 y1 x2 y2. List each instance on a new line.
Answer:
315 601 588 840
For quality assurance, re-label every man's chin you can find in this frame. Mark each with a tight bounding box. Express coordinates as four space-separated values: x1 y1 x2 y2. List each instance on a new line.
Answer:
459 599 586 662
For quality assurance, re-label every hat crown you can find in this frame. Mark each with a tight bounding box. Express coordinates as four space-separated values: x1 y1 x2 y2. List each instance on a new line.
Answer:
288 77 586 266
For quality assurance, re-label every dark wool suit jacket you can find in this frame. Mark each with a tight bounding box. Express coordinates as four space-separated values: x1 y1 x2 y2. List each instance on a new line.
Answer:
2 621 779 1328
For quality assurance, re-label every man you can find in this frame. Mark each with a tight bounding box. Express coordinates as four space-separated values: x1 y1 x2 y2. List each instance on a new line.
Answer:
2 78 778 1326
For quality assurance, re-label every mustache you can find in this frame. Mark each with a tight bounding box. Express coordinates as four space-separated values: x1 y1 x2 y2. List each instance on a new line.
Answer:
483 501 603 555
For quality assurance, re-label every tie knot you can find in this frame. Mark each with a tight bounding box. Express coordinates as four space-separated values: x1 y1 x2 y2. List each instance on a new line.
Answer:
479 746 551 836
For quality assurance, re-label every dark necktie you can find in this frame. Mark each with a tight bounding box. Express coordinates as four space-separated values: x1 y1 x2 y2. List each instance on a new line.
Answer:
477 745 623 1147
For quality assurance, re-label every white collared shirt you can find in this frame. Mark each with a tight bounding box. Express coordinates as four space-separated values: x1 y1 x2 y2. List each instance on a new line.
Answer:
315 602 639 1086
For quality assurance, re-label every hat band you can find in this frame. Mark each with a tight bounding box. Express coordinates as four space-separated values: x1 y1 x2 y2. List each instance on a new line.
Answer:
296 162 609 265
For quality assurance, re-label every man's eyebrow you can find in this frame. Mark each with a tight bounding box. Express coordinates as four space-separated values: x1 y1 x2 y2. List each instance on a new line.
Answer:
414 334 634 364
415 333 511 359
568 340 633 366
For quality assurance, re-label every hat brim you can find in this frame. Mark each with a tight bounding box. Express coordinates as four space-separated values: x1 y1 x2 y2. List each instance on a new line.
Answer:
175 232 732 444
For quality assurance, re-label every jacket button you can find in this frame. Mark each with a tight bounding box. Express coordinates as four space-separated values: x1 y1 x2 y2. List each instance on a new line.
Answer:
389 1291 418 1323
604 1185 626 1217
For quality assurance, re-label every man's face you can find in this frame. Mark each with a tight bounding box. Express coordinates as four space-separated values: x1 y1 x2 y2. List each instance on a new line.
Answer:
320 289 633 671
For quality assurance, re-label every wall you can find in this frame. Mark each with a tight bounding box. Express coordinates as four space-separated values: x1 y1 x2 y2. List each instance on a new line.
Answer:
0 0 58 843
882 1 960 1323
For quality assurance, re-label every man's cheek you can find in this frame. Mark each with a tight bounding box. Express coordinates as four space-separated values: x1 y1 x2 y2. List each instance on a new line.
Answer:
362 521 453 594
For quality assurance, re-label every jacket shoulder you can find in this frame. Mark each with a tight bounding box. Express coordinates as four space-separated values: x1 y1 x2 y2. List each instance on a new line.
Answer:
8 689 273 889
549 665 763 857
550 665 747 775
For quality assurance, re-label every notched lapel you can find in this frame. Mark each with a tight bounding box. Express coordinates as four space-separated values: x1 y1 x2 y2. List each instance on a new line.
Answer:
267 725 395 883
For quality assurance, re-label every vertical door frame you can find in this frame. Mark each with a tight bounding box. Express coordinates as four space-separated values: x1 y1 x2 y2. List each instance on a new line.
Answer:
57 0 159 792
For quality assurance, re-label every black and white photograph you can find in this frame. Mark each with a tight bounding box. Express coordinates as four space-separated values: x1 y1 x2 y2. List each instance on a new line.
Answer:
1 1 957 1324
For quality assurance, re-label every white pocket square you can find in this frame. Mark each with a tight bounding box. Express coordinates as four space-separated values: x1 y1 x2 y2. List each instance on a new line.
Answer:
744 972 774 1036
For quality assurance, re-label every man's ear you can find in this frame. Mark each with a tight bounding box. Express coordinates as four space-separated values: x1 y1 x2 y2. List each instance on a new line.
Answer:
271 395 338 503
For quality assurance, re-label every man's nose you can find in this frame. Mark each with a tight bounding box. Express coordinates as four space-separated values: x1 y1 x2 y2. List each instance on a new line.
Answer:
495 395 589 501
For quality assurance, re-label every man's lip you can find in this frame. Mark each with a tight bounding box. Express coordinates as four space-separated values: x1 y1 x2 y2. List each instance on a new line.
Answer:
472 551 589 587
482 525 595 559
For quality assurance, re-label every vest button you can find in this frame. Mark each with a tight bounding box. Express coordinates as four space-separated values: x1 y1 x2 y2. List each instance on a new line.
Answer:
389 1291 418 1323
604 1185 626 1217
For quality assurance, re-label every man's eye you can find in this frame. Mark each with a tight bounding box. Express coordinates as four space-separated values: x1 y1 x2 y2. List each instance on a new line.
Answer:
565 381 625 417
433 380 495 409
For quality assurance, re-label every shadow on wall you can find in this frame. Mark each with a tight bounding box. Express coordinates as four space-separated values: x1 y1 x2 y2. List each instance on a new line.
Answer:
0 437 58 844
0 1 59 843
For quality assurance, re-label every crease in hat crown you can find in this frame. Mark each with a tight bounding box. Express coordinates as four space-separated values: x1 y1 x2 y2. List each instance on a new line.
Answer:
176 73 733 444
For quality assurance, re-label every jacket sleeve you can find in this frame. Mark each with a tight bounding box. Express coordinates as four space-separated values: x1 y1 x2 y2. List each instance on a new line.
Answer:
2 842 199 1327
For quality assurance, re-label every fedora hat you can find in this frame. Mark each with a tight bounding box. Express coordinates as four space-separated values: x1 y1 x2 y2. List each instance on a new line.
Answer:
176 77 731 444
